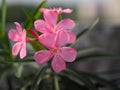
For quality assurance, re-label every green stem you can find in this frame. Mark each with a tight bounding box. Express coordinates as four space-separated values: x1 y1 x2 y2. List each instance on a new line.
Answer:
53 75 60 90
1 0 6 37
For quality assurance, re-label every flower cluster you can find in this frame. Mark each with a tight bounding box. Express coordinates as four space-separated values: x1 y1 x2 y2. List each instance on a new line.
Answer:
8 8 77 73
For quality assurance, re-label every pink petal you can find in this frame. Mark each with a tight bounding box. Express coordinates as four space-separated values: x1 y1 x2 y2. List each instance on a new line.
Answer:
20 42 26 59
60 47 77 62
55 30 69 47
34 50 52 64
21 29 26 41
34 19 51 33
44 11 58 27
56 18 75 30
12 42 22 56
8 29 20 41
14 22 22 34
52 54 66 73
61 8 72 13
38 33 56 49
65 31 76 43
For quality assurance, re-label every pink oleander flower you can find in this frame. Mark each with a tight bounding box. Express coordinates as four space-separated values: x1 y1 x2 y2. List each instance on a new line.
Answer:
40 7 72 14
34 10 76 44
8 22 27 59
34 31 77 73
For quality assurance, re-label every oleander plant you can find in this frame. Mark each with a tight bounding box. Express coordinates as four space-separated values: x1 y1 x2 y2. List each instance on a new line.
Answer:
0 0 120 90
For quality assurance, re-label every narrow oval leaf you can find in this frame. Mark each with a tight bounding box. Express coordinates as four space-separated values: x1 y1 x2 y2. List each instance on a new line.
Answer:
77 71 120 90
24 0 47 30
31 65 49 90
77 18 100 38
75 54 120 62
14 63 23 78
71 18 100 47
60 68 97 90
23 0 47 51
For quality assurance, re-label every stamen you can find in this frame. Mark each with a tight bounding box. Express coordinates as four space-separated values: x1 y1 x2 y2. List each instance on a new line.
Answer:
53 47 59 53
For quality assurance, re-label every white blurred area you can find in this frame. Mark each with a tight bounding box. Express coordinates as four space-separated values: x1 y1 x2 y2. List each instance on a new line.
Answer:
77 0 120 25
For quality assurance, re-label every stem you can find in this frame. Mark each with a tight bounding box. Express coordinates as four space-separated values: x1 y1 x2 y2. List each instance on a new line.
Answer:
1 0 6 37
53 75 60 90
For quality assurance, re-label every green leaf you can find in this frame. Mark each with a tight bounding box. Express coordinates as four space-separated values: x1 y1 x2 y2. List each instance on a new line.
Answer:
57 14 62 22
23 8 34 21
75 54 120 62
21 83 30 90
59 75 87 90
0 0 11 54
23 0 47 51
4 33 11 50
0 69 7 87
33 0 47 20
23 9 34 36
0 34 11 51
77 47 99 56
31 65 49 90
13 63 23 78
60 69 97 90
29 41 46 51
77 18 100 38
0 33 11 62
1 0 7 37
24 0 47 30
71 18 100 47
0 49 9 56
77 71 120 90
0 39 4 48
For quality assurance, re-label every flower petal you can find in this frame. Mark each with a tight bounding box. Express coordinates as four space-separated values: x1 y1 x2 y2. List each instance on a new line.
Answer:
61 8 72 13
34 19 51 33
52 54 66 73
14 22 22 34
56 18 75 30
60 47 77 62
44 11 58 27
20 42 26 59
55 30 69 47
65 31 76 43
21 29 26 41
38 33 56 49
34 50 52 64
8 29 20 41
12 42 22 56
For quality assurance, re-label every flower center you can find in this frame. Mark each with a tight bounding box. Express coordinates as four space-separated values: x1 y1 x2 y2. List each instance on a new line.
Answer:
53 47 59 53
52 26 58 33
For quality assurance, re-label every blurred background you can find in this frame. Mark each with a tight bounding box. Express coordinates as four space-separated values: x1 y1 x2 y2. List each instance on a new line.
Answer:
0 0 120 89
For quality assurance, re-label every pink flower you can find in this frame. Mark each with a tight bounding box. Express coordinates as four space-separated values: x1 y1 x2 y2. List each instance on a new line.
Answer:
8 22 27 59
34 31 77 73
40 7 72 14
34 10 76 44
